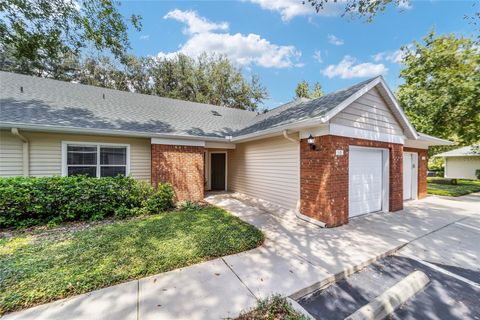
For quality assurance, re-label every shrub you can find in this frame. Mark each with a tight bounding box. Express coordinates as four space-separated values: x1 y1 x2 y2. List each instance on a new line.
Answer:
0 176 173 228
179 200 203 211
476 169 480 180
144 183 175 213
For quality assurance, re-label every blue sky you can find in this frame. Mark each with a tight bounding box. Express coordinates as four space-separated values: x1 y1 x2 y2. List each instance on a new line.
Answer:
119 0 476 109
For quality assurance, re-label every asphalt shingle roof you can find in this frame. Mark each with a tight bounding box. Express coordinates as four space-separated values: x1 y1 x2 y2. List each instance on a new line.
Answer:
435 146 480 157
0 71 379 139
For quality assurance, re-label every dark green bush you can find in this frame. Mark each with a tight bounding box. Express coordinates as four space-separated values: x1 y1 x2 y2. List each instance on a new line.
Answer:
144 183 175 213
476 169 480 180
0 176 174 228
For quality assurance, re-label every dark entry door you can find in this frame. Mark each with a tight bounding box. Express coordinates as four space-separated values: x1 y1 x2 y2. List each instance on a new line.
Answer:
211 153 226 190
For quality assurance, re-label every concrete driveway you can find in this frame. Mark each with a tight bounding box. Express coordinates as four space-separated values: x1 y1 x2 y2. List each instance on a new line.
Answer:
3 193 479 320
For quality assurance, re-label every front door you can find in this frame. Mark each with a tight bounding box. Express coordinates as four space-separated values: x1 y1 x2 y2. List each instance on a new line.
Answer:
211 153 226 190
403 152 418 200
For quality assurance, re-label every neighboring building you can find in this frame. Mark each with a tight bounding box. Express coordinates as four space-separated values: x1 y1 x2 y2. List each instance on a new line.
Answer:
435 146 480 180
0 72 451 227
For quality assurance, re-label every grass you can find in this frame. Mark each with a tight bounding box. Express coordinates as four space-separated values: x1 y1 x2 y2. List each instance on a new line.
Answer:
0 205 264 315
427 178 480 197
235 295 308 320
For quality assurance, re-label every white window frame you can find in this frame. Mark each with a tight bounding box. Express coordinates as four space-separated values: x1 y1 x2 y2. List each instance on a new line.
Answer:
61 141 130 178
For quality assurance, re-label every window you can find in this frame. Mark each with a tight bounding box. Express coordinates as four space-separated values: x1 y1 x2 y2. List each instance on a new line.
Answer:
63 142 129 178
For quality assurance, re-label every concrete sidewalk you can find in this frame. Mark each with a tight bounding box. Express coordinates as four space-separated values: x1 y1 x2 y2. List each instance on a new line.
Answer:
3 193 479 320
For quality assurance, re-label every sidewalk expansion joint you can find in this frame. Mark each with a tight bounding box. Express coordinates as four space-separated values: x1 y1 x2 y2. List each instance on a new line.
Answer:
221 257 258 300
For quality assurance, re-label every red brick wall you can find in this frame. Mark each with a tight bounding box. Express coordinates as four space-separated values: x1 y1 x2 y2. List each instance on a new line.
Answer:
151 144 205 202
404 147 428 199
300 135 403 227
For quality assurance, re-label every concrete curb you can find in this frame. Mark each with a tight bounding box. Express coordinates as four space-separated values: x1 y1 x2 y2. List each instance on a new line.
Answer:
286 297 315 320
345 270 430 320
289 243 407 300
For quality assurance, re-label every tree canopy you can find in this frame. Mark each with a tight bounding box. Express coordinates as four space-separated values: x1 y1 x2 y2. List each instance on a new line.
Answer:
295 80 323 99
0 0 141 77
397 32 480 146
66 53 268 111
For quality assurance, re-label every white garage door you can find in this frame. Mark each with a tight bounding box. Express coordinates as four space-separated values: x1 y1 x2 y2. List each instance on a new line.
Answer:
349 148 384 217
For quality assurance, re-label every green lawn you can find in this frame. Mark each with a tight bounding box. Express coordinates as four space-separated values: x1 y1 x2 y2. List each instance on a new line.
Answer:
0 206 264 315
427 178 480 197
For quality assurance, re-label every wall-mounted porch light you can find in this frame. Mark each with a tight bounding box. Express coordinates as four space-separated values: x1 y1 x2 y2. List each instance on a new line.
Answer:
307 134 316 150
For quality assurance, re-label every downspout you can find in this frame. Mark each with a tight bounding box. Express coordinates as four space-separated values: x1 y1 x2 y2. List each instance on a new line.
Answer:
11 128 29 177
282 130 326 228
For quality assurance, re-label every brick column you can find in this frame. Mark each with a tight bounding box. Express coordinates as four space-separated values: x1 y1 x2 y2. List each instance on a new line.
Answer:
151 144 205 202
300 135 404 227
404 147 428 199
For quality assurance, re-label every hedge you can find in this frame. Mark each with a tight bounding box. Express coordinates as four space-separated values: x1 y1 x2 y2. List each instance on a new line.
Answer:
0 176 174 228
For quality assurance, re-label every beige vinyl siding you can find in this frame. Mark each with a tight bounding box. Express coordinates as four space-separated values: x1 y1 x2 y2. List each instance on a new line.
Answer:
331 87 404 136
445 157 480 180
228 135 300 210
0 130 24 176
17 131 151 181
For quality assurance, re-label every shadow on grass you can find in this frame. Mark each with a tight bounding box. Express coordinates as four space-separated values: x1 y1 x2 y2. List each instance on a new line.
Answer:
0 206 264 315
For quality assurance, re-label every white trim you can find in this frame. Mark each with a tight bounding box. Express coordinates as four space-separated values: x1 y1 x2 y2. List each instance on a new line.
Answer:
403 152 418 200
299 125 329 139
322 77 382 123
349 146 390 215
329 123 405 144
205 141 236 149
321 77 418 139
11 128 29 177
208 151 228 191
61 141 130 178
151 138 205 147
377 77 418 139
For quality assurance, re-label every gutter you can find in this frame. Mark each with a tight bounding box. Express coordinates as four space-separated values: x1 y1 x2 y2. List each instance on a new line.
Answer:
11 128 29 177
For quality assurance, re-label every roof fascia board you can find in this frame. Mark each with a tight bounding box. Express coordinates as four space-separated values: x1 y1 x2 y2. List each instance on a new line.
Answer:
320 77 419 140
0 122 230 142
330 123 405 145
151 138 205 147
320 77 382 123
231 118 326 143
377 77 418 139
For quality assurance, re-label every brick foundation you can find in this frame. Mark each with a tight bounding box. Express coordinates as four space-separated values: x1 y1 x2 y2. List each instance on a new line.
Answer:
404 147 428 199
300 135 403 227
151 144 205 202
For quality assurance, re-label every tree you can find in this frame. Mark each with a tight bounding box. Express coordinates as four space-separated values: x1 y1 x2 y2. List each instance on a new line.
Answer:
295 80 310 99
150 54 267 111
311 82 324 99
72 53 268 111
295 80 323 99
304 0 410 21
396 32 480 146
0 0 141 77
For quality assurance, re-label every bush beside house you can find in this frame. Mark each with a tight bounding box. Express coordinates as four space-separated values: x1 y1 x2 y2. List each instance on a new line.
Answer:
0 176 174 228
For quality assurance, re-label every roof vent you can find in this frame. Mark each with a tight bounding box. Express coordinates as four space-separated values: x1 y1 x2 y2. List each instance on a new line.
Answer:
102 93 105 99
20 86 23 93
211 110 221 116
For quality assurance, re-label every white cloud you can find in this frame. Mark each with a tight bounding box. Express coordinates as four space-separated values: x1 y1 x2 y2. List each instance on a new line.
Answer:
322 55 388 79
313 50 323 63
328 34 344 46
397 0 412 10
245 0 343 21
164 9 229 34
139 35 150 40
373 46 412 64
159 9 302 69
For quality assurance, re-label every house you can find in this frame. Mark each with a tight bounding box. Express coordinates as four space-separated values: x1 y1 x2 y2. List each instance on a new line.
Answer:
0 71 451 227
434 146 480 180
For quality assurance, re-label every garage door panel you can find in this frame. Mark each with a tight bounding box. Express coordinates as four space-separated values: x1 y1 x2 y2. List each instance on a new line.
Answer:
349 148 384 217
